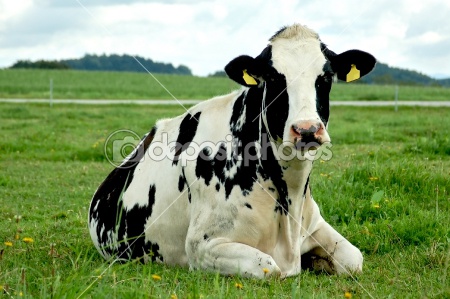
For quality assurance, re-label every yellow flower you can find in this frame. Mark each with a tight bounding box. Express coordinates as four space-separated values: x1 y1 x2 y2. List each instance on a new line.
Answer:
23 237 34 243
151 274 161 281
4 241 13 247
369 176 379 181
170 294 178 299
344 291 352 298
235 283 243 289
15 234 20 240
262 268 270 274
373 204 380 208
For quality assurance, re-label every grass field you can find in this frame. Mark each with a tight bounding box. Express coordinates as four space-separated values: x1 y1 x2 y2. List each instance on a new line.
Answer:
0 101 449 298
1 68 450 101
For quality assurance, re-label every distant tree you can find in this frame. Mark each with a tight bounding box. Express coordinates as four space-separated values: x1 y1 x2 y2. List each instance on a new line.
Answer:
176 65 192 75
438 78 450 87
10 60 70 69
62 54 193 75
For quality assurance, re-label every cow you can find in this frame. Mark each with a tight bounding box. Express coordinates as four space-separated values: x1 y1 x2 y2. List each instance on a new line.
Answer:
88 23 376 278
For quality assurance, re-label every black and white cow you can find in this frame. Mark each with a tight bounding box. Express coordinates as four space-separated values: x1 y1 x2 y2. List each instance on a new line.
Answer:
89 24 376 278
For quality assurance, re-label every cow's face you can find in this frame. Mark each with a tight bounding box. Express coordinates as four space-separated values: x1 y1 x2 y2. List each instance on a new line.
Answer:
225 24 376 151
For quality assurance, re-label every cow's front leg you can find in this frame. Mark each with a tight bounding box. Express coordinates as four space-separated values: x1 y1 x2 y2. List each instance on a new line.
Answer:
302 221 363 275
186 236 281 278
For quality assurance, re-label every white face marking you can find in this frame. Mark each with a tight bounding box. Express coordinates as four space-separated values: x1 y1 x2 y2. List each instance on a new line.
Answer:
269 32 328 143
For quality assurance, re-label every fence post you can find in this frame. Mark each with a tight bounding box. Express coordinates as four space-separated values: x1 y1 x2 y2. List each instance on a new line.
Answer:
394 85 399 112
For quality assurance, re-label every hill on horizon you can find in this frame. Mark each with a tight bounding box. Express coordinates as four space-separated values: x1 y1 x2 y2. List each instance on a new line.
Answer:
63 54 192 75
210 62 450 87
7 54 449 87
9 54 192 76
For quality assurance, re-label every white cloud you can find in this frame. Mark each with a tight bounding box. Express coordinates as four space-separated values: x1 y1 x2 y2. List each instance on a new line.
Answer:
417 32 445 44
0 0 449 78
0 0 33 25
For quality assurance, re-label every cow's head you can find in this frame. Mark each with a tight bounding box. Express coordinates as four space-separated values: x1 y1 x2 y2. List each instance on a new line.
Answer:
225 24 376 151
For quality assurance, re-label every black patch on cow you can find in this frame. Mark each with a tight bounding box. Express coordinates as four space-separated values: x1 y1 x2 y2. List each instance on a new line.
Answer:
263 77 290 141
195 147 214 186
320 42 337 60
148 184 156 208
256 45 273 67
195 84 291 214
173 111 201 165
222 88 264 198
315 62 332 125
303 174 310 197
116 184 157 260
229 92 247 130
178 175 185 192
196 89 258 199
212 143 228 177
196 142 238 198
260 79 291 215
89 126 157 251
257 134 291 215
244 203 252 209
181 166 191 203
145 241 163 262
203 234 210 241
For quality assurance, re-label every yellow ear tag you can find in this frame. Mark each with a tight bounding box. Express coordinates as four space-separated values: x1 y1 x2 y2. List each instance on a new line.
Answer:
243 69 258 85
346 64 360 82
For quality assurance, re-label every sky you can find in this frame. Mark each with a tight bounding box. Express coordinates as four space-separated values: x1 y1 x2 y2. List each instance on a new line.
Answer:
1 0 449 78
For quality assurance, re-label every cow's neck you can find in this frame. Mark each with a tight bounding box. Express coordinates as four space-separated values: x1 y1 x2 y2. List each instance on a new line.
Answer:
257 81 313 216
270 157 313 272
257 83 314 267
230 85 313 218
281 159 313 194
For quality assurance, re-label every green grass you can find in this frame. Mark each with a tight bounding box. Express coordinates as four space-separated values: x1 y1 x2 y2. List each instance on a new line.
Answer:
0 103 449 298
0 69 238 100
1 68 450 101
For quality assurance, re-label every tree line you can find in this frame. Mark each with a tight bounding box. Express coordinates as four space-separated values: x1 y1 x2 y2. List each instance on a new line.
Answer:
8 54 449 87
9 54 192 75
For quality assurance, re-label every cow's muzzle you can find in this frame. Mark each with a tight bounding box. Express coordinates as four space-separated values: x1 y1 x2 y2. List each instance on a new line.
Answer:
291 120 330 150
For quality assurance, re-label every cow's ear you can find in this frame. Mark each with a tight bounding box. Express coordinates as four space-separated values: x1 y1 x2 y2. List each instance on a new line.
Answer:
224 55 263 87
331 50 376 82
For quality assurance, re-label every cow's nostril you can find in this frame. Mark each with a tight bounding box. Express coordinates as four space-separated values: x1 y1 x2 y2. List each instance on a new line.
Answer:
291 121 330 147
292 123 321 136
